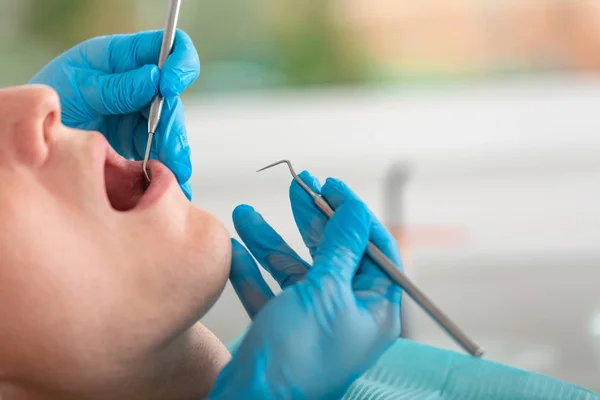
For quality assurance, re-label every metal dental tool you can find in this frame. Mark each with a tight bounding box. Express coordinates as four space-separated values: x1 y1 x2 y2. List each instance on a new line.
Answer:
142 0 182 181
258 160 485 358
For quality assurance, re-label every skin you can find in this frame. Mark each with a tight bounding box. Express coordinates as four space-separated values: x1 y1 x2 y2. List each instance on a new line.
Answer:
0 85 232 400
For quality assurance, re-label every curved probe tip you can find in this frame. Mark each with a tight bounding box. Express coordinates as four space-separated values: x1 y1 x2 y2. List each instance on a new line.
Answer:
143 162 151 182
256 159 292 173
257 159 319 199
142 133 154 182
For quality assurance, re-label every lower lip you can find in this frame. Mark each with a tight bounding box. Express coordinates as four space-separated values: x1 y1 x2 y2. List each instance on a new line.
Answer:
135 161 175 211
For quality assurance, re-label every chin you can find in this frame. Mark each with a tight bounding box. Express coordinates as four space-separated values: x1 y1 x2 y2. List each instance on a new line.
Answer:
125 182 232 353
135 173 232 315
188 207 232 315
176 202 231 321
119 209 232 400
149 211 232 399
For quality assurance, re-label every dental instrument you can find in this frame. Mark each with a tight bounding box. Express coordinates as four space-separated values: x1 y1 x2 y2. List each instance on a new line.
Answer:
143 0 182 181
257 160 485 357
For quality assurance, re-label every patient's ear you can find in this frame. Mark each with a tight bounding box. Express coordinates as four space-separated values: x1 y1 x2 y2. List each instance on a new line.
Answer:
0 85 61 167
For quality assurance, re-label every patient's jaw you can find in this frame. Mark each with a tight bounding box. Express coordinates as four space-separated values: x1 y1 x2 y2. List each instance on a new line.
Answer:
0 86 232 399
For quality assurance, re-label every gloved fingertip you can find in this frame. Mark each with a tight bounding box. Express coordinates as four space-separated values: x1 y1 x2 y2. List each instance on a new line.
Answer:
232 205 270 238
335 199 371 238
323 177 344 190
176 29 193 41
230 238 247 254
232 204 256 220
181 181 192 200
230 239 257 272
230 238 255 267
230 238 256 262
291 170 321 196
175 29 200 70
322 177 354 207
160 30 200 97
297 169 311 179
160 70 199 97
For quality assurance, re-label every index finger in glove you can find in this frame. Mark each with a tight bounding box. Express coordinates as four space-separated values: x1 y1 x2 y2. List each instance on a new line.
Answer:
160 30 200 97
230 239 274 319
101 30 200 95
321 178 403 303
233 205 310 289
310 200 371 283
291 174 402 272
322 178 402 269
289 171 326 258
133 96 192 191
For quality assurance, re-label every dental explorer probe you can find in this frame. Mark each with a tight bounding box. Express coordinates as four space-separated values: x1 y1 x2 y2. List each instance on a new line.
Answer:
142 0 182 181
258 160 485 358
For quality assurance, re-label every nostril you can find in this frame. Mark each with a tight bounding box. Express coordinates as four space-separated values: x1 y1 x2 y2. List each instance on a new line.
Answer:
34 84 61 142
42 110 59 144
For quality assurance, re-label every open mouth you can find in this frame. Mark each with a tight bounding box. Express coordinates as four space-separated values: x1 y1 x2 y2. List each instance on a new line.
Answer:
103 145 172 212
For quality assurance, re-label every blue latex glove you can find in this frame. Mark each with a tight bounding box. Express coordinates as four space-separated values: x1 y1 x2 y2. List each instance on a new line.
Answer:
209 172 403 399
29 30 199 199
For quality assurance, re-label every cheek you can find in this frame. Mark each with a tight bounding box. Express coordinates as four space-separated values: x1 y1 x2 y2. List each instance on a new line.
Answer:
0 199 119 376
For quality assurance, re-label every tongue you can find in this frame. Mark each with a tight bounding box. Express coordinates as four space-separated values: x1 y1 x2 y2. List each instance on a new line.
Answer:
104 160 146 212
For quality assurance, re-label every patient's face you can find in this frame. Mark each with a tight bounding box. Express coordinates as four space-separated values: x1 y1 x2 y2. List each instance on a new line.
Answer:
0 86 231 399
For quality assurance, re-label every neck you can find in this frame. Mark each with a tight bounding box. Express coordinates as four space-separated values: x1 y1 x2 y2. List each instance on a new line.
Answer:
145 323 232 400
0 323 231 400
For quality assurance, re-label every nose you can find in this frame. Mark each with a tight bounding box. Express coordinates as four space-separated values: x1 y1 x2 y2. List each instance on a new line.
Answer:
0 85 62 166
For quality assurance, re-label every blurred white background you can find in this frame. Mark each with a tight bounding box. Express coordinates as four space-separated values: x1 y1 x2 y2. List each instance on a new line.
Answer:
191 78 600 390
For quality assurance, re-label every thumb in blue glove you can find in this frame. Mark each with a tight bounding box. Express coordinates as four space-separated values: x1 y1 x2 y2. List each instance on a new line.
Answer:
30 29 199 199
209 172 403 399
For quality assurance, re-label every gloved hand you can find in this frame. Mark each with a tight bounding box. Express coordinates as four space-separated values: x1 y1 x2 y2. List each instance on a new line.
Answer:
30 30 199 199
209 172 403 399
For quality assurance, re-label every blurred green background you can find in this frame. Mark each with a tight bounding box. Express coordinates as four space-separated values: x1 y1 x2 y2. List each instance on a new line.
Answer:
0 0 375 91
2 0 600 91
